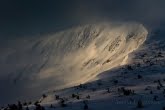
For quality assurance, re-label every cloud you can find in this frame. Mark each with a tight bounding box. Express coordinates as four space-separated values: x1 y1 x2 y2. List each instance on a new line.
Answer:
72 0 165 24
0 0 165 38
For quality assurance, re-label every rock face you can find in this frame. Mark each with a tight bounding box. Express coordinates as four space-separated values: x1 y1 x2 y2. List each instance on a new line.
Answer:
0 22 148 104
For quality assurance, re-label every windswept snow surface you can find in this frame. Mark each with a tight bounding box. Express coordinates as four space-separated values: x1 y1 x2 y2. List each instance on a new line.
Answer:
0 22 148 104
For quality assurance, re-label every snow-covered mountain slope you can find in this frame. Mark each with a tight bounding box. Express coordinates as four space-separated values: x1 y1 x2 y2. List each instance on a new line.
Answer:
0 22 148 104
29 39 165 110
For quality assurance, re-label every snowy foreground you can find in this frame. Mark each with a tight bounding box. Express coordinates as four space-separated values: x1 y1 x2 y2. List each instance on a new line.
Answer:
34 39 165 110
1 23 165 110
31 39 165 110
2 38 164 110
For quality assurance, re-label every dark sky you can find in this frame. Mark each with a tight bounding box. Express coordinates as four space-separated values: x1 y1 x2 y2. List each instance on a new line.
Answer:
0 0 165 39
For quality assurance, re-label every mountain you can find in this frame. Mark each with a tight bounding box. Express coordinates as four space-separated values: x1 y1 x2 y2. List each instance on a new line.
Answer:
0 22 148 104
26 25 165 110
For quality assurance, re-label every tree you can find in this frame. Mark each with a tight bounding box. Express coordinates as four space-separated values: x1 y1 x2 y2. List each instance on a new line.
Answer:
137 75 142 79
84 103 88 110
42 94 47 98
162 106 165 110
26 106 29 110
18 101 23 110
137 100 143 108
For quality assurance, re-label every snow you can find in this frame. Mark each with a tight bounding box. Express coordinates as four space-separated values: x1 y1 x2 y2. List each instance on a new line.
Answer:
2 22 164 110
0 22 148 104
34 37 165 110
1 21 165 110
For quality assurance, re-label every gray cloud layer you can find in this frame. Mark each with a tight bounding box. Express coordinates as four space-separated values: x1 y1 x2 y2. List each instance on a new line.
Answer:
0 0 165 39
